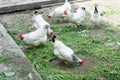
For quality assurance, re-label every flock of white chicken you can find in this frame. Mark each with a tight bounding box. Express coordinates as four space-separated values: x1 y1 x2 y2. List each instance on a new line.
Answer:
19 0 102 65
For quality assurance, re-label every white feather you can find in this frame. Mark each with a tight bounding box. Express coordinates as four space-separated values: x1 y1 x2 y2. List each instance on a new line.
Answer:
22 26 52 46
66 7 86 25
33 13 50 29
48 0 71 18
53 39 82 63
90 6 102 25
91 11 101 24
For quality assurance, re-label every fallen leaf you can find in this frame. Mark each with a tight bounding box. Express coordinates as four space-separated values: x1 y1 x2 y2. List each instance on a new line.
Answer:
28 72 33 79
4 71 15 77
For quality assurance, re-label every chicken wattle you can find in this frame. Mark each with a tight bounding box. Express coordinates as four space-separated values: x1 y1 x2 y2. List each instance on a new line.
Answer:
19 33 24 40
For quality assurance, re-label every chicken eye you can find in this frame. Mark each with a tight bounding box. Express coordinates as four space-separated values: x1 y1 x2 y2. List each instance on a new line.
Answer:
46 26 48 28
44 25 49 29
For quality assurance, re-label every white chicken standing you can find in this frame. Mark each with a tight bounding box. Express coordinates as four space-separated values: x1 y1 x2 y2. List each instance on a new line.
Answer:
32 11 50 29
90 6 102 27
52 35 84 65
64 7 86 27
47 0 71 18
19 25 54 46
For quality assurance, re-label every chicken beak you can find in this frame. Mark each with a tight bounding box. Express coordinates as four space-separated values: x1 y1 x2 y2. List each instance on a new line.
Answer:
47 14 51 18
64 10 67 15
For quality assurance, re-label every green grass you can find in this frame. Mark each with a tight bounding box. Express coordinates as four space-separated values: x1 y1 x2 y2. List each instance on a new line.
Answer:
0 72 6 80
5 12 120 80
7 23 120 80
0 57 10 63
101 10 120 17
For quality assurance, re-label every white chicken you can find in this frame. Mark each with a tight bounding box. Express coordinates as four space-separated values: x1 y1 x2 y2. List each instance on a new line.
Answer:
52 35 84 65
90 6 102 27
19 25 54 46
64 7 86 27
47 0 71 18
32 11 50 29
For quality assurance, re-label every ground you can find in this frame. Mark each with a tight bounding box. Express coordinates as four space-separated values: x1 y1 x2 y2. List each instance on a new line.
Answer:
0 0 120 80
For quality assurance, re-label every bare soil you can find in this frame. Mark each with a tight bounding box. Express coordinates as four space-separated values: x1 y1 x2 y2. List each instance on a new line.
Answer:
89 29 107 37
51 56 97 73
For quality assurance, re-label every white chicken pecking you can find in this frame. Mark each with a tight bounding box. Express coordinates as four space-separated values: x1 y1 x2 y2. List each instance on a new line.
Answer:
52 35 84 65
90 6 102 27
64 7 86 27
32 11 50 29
47 0 71 18
19 25 54 46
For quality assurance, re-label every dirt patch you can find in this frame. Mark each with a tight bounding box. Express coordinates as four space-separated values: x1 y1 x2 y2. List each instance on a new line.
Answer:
115 32 120 37
0 0 119 31
89 29 107 37
51 56 97 73
0 11 33 27
1 1 95 32
0 64 10 72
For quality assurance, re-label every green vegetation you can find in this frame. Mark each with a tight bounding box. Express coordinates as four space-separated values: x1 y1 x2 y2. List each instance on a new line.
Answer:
0 57 10 63
0 72 6 80
2 7 119 79
7 19 120 80
101 10 120 17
